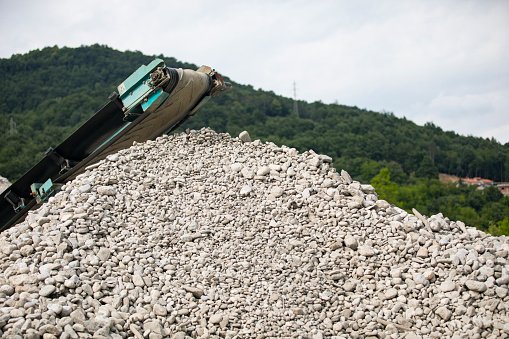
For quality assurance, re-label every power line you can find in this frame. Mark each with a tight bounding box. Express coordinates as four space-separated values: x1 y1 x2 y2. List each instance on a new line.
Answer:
293 81 299 117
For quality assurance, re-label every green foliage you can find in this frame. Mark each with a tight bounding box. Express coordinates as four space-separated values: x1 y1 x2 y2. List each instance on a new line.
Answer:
377 166 509 235
0 45 195 180
370 168 398 202
490 217 509 236
416 156 439 179
1 45 508 235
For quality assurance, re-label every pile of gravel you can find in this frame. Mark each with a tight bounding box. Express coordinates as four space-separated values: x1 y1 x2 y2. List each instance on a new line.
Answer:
0 127 508 339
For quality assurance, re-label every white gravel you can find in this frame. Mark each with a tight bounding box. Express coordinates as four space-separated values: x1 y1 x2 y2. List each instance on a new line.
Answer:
0 176 10 194
0 127 508 338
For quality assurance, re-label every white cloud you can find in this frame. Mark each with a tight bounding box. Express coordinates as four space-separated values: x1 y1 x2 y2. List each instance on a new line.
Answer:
1 0 508 143
417 90 509 141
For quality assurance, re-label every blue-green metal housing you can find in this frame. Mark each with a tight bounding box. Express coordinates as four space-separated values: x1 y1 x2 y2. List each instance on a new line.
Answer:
30 179 62 204
118 58 169 118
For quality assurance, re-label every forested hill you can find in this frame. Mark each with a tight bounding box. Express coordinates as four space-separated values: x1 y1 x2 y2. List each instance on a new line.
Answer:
1 45 507 183
0 45 197 180
1 45 508 234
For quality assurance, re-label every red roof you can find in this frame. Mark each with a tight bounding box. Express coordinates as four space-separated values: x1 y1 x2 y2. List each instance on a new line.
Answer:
462 178 481 184
472 177 494 183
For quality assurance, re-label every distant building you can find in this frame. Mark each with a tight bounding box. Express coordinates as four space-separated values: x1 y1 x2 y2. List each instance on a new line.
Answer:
461 177 494 187
461 178 481 186
474 177 494 186
498 183 509 196
460 176 509 196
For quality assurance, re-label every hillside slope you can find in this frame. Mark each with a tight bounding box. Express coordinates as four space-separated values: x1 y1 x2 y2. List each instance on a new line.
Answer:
1 45 507 183
0 45 508 234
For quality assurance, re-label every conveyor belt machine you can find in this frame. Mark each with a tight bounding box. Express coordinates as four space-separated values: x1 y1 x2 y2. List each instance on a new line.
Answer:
0 59 232 232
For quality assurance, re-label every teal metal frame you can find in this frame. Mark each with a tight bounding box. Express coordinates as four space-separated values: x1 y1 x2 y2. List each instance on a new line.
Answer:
118 58 169 119
30 179 62 204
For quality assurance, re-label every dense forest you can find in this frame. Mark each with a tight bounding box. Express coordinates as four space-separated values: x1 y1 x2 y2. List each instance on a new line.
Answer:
1 45 508 234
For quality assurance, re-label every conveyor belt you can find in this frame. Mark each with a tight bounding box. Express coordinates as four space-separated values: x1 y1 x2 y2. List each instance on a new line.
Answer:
0 60 231 233
0 98 126 232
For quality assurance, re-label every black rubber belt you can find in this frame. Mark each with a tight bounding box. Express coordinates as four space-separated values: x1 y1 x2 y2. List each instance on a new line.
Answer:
163 68 179 94
0 97 125 232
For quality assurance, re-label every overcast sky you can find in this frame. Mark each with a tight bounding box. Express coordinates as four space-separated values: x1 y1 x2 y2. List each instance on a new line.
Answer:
1 0 508 144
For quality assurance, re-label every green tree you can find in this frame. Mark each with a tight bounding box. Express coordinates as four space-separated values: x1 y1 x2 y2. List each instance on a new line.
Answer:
416 156 439 179
499 217 509 235
371 168 398 202
269 98 283 116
